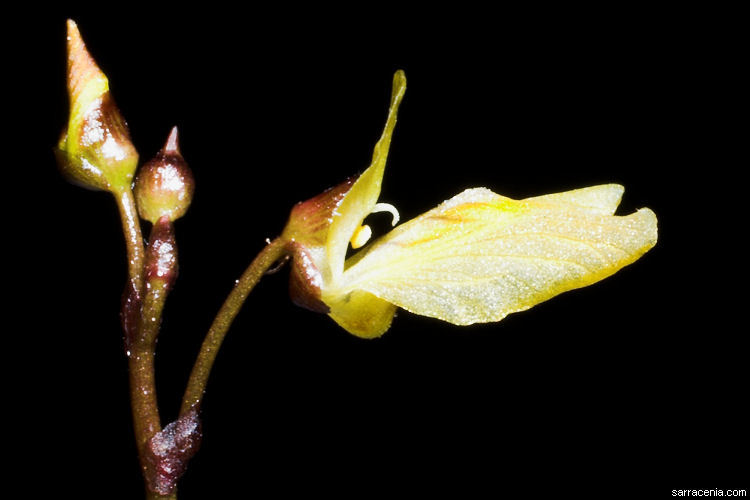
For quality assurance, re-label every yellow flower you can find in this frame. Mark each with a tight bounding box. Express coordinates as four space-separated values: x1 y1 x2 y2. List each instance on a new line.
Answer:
282 70 658 338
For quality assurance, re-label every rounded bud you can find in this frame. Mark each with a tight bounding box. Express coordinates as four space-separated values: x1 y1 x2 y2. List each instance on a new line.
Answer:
134 127 195 223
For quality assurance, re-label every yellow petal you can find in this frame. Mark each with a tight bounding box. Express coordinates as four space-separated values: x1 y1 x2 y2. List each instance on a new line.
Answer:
323 289 397 339
526 184 624 215
338 186 657 326
326 70 406 281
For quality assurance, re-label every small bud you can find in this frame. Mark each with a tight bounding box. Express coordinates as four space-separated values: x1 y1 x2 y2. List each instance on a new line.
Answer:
55 20 138 192
134 127 195 223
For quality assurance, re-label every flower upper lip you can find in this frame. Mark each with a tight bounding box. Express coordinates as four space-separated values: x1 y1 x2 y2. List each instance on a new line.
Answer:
323 70 407 285
281 70 407 320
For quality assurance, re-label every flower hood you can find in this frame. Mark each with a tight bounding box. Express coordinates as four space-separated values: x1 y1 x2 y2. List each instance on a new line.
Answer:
281 70 406 337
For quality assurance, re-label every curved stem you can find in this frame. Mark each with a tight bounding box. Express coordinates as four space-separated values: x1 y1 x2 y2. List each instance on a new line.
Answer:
130 277 175 499
180 238 288 415
114 187 145 293
114 195 175 497
129 278 168 452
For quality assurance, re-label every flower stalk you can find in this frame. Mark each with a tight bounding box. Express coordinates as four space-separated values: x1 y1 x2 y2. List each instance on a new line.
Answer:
116 187 146 295
129 216 179 498
180 237 289 415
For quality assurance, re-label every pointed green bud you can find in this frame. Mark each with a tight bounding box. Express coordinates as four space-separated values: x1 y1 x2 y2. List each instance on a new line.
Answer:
55 19 138 192
134 127 195 223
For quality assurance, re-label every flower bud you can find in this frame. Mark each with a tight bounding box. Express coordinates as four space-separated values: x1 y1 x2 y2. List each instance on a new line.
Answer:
134 127 195 223
55 20 138 192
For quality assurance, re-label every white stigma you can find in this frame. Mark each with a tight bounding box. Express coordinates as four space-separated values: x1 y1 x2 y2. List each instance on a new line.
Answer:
372 202 400 226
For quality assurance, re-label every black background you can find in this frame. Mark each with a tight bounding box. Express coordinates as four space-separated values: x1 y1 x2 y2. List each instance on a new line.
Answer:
11 6 745 498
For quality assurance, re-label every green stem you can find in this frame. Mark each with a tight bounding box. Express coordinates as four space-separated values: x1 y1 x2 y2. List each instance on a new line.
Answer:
129 277 168 445
114 195 175 497
114 187 145 293
130 275 171 497
180 238 288 415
